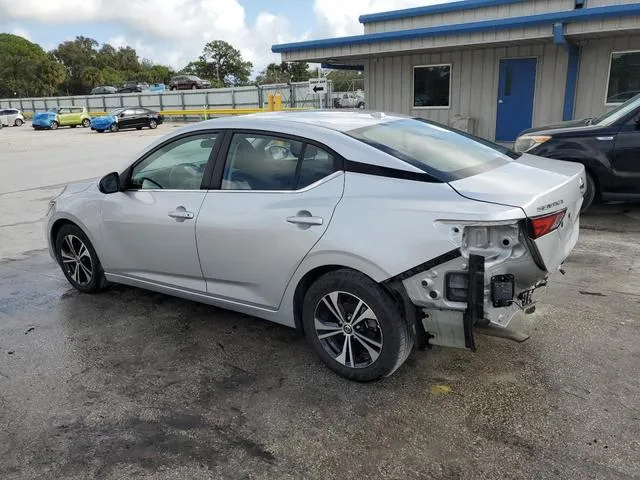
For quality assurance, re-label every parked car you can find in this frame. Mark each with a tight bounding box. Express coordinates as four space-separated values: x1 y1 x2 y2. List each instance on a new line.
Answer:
46 111 584 381
117 86 143 94
32 106 91 130
514 92 640 210
0 108 25 126
333 92 365 109
168 75 211 90
148 83 167 93
90 107 163 133
90 86 117 95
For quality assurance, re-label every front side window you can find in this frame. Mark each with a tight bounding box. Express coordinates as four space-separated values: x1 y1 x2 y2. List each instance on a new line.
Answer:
221 133 337 191
606 51 640 104
413 64 451 108
130 133 218 190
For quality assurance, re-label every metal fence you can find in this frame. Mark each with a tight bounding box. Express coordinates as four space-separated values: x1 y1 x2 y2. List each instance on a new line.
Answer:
0 81 336 116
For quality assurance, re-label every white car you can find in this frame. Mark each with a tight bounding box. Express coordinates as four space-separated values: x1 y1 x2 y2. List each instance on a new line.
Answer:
0 108 25 127
46 111 584 381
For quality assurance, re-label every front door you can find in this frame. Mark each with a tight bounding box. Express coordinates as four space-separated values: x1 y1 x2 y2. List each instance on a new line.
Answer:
496 58 537 142
611 115 640 194
196 131 344 309
100 131 220 292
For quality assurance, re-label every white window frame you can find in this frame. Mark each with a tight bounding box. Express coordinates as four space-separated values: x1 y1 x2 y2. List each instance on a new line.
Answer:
412 63 452 110
604 49 640 106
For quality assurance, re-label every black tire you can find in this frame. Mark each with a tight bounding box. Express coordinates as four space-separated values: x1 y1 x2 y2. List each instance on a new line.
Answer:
109 123 118 133
54 224 110 293
14 118 23 127
581 171 597 212
81 118 91 128
148 119 158 129
191 84 197 90
171 86 177 91
96 129 104 133
302 269 414 381
136 126 142 130
50 121 59 130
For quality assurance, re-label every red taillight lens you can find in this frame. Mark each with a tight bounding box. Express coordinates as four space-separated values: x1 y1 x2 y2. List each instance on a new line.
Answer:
528 210 566 239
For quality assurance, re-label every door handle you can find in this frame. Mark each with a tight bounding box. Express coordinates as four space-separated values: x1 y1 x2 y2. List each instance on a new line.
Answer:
168 207 194 221
286 213 323 226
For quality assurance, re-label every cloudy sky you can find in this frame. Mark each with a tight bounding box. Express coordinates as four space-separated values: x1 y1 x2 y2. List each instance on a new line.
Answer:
0 0 452 73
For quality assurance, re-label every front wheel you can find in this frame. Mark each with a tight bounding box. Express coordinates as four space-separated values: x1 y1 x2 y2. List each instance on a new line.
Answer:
55 224 109 293
109 123 118 133
148 119 158 129
581 171 597 212
14 118 24 127
81 118 91 128
191 84 197 90
302 269 414 381
50 121 59 130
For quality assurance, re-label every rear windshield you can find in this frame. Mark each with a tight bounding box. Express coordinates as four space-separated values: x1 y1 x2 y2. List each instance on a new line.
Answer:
345 118 520 181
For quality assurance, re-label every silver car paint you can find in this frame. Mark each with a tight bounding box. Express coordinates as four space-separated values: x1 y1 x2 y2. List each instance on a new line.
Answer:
195 172 344 309
0 109 24 126
47 111 583 334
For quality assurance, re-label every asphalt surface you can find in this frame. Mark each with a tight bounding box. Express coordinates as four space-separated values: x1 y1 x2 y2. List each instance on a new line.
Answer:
1 126 639 479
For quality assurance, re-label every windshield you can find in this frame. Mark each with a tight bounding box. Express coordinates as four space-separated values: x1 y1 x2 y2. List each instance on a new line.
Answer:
345 118 519 181
108 108 125 116
592 93 640 126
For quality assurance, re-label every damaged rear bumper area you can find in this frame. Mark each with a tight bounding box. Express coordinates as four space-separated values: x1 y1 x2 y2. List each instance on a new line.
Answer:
398 223 551 350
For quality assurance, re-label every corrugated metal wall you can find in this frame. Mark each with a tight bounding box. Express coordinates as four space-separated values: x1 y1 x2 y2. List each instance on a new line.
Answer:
364 43 568 140
364 0 575 34
574 34 640 119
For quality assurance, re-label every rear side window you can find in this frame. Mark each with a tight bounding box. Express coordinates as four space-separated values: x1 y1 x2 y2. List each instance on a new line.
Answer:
345 118 519 181
221 133 337 191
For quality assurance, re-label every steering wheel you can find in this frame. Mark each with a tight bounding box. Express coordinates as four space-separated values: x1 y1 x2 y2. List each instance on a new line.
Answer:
168 163 203 189
139 177 163 189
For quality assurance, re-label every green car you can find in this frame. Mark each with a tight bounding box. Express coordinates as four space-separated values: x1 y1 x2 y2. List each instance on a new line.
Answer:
32 106 91 130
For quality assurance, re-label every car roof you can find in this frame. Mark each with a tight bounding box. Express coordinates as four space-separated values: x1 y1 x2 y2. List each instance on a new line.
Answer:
196 110 408 133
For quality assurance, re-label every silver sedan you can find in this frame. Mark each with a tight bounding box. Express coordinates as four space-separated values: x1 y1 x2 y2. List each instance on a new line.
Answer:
46 111 584 381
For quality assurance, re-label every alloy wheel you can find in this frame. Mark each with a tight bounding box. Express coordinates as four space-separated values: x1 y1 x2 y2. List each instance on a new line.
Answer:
60 234 93 286
313 291 383 369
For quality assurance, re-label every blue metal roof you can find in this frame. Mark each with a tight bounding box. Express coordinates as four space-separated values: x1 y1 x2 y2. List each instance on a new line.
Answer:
272 3 640 54
358 0 525 24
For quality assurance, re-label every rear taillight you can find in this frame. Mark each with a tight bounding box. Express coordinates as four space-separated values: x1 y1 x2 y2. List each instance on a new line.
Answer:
528 210 566 239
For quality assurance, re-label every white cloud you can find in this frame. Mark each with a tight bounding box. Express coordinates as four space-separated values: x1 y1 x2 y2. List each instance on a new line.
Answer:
312 0 455 37
0 0 456 73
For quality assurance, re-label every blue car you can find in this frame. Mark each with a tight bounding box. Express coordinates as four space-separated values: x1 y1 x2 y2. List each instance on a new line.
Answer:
90 107 163 133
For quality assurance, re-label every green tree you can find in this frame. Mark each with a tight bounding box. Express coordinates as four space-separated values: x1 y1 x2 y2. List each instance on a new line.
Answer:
0 33 66 97
189 40 253 87
255 62 311 84
326 69 364 91
81 66 104 88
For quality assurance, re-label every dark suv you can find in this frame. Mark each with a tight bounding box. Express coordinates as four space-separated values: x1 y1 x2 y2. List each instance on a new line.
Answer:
169 75 211 90
514 93 640 210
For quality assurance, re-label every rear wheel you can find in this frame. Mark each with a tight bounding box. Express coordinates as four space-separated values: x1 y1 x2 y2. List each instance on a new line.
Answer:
148 119 158 129
302 269 414 381
191 84 197 90
55 224 109 293
14 118 23 127
581 171 597 212
50 121 59 130
81 118 90 128
109 123 118 133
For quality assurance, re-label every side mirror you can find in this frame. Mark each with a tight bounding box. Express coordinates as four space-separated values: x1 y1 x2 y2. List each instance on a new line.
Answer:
99 172 120 194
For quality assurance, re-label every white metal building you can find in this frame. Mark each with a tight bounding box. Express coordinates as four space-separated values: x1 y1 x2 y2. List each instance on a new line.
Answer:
273 0 640 142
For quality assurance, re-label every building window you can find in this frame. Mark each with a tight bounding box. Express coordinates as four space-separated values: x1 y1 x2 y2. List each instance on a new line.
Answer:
606 51 640 104
413 64 451 108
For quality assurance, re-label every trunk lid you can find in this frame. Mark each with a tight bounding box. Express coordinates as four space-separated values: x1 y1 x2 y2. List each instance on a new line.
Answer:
449 154 585 272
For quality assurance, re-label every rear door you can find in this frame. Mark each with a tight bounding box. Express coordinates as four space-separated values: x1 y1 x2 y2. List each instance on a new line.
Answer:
100 131 220 291
611 114 640 194
195 130 344 309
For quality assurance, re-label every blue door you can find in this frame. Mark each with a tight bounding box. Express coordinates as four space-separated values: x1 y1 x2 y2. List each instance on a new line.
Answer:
495 58 537 142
